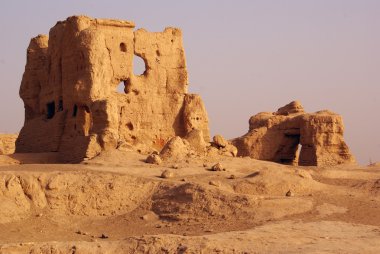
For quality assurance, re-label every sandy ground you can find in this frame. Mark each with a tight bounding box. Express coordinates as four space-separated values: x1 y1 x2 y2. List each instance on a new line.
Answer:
0 151 379 253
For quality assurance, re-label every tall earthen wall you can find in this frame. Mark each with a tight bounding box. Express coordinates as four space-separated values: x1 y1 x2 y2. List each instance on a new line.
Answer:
16 16 209 162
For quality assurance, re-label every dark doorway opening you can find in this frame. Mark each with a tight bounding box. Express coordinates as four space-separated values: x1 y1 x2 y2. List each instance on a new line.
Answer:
58 99 63 112
275 133 301 165
73 104 78 117
120 42 127 52
46 101 55 119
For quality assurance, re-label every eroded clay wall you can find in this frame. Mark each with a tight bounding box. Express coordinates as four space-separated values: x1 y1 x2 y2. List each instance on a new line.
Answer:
16 16 209 162
232 101 355 166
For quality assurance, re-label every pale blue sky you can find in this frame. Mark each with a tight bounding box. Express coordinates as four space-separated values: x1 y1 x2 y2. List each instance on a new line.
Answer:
0 1 379 164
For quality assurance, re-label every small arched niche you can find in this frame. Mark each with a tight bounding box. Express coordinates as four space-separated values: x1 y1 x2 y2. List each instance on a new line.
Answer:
46 101 55 119
119 42 127 52
72 104 78 117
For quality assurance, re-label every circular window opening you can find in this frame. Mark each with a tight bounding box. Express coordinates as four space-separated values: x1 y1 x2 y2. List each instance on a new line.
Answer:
133 55 146 75
117 81 126 93
120 43 127 52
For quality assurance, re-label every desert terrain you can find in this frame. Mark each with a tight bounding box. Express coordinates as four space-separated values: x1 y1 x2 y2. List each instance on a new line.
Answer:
0 15 379 253
0 150 379 253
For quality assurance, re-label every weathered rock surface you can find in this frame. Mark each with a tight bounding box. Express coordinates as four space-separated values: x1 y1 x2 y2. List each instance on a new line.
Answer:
145 153 162 165
160 170 174 179
211 162 225 171
159 136 192 161
213 135 228 148
209 135 238 157
184 129 207 154
232 101 355 166
16 15 209 162
0 134 18 155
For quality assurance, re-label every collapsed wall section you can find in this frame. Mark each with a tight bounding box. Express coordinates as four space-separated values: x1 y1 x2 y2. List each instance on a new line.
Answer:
232 101 355 166
0 134 18 155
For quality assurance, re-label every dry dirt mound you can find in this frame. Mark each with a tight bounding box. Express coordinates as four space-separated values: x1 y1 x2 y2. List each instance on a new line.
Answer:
152 181 313 223
152 182 254 221
232 167 324 196
0 171 156 223
352 179 380 196
0 169 314 225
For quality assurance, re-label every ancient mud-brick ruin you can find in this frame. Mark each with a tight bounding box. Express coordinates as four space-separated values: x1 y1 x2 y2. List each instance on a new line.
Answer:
16 16 209 162
232 101 355 166
16 15 355 166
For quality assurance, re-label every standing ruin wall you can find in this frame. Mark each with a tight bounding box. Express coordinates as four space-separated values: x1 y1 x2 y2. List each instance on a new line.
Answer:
16 16 210 162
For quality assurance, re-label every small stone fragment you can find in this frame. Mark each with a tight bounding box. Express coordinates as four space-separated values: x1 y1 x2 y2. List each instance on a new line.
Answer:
116 141 134 152
172 164 179 169
213 135 228 148
209 180 221 187
146 153 162 165
100 234 109 239
286 190 294 197
211 162 225 171
177 244 188 252
141 212 159 221
160 137 192 161
75 230 89 236
161 170 174 179
222 144 238 157
228 174 236 179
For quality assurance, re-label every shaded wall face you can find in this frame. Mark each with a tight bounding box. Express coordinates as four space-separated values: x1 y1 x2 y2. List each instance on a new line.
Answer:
55 19 137 158
83 25 193 151
16 18 96 155
299 114 354 166
19 36 49 122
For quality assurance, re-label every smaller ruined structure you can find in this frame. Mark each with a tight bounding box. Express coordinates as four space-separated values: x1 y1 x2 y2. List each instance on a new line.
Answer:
232 101 355 166
0 134 18 155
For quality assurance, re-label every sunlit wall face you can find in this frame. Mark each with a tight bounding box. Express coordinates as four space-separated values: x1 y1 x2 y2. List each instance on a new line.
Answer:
0 1 379 164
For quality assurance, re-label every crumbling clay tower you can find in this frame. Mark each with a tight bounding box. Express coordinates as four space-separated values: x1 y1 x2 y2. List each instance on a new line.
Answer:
16 16 210 162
